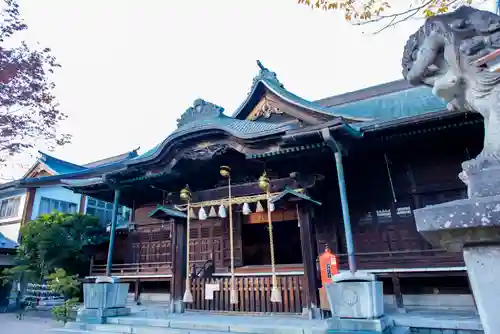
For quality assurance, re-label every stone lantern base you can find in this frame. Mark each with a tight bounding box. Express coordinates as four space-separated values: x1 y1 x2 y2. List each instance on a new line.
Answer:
77 277 130 324
325 272 390 333
413 167 500 334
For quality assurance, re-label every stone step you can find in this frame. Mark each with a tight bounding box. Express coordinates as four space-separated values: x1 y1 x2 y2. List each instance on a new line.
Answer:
51 314 329 334
48 329 118 334
49 322 252 334
107 315 328 334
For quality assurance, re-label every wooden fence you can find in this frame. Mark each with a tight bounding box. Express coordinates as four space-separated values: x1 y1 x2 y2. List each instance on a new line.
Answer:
186 275 306 314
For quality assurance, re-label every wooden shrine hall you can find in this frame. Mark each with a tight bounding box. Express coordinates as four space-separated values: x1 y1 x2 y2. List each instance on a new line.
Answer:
30 61 482 315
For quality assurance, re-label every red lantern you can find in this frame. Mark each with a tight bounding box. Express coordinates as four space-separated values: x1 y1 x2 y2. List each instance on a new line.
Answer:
319 246 339 287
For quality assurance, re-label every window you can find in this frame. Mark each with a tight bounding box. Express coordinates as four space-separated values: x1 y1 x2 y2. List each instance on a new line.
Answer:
376 209 392 224
0 197 21 218
39 197 78 215
396 206 412 217
86 197 129 226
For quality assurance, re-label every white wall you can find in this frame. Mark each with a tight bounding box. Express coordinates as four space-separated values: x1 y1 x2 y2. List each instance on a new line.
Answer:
0 189 27 243
31 186 82 220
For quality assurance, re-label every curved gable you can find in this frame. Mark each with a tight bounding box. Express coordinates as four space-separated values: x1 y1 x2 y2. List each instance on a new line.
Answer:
232 61 368 122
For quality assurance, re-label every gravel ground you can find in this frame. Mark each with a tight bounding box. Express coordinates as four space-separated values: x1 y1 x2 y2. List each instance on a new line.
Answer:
0 312 62 333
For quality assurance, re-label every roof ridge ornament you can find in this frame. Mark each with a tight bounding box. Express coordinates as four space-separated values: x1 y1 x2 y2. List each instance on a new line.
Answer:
177 98 225 128
254 60 284 88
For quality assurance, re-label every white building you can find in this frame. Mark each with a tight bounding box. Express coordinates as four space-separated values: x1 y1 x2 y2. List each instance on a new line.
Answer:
0 150 138 249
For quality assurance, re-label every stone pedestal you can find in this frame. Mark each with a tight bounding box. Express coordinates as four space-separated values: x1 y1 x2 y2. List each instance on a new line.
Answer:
77 277 130 324
325 272 389 333
413 166 500 334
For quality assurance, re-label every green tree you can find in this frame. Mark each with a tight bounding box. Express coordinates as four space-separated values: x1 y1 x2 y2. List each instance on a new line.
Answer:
298 0 475 32
1 0 71 163
4 212 108 282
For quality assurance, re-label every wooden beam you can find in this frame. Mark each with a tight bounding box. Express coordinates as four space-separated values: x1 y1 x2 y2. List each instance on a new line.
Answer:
297 203 320 318
391 273 406 313
191 177 298 202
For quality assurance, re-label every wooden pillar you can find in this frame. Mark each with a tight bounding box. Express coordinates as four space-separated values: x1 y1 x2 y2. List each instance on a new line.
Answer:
79 195 87 214
297 203 320 318
21 187 36 224
134 279 140 303
391 273 406 313
171 217 187 313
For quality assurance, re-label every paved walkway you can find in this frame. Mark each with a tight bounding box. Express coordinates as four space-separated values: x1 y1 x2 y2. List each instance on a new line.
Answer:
0 312 62 334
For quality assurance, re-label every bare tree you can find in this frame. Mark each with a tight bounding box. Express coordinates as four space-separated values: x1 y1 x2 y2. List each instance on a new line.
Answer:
298 0 477 33
0 0 70 164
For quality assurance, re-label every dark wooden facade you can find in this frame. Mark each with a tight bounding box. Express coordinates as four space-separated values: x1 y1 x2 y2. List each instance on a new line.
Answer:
68 67 482 313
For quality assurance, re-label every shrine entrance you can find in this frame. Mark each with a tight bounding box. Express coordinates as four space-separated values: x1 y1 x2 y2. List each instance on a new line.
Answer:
241 208 303 267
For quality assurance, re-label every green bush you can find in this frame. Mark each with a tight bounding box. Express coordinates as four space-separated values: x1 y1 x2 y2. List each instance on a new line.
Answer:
51 298 79 323
46 268 81 322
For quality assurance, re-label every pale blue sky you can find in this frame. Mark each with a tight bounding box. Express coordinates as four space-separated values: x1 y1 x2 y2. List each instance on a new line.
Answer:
1 0 495 179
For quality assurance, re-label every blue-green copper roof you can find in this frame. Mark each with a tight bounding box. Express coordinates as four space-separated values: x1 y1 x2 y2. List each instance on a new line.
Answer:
231 62 447 125
270 187 322 206
21 150 139 186
149 206 187 219
38 151 86 174
326 86 446 128
130 99 293 164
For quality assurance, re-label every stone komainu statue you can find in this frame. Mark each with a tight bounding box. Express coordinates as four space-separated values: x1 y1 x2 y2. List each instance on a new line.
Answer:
402 6 500 183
